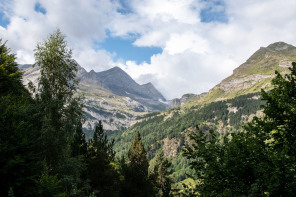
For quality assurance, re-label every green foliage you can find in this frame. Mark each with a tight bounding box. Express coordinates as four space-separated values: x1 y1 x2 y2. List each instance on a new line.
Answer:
71 123 87 158
87 120 119 196
39 165 64 197
120 132 155 197
151 152 173 197
112 93 264 182
246 62 296 195
128 132 149 177
183 62 296 196
34 29 85 194
0 39 43 196
0 39 23 95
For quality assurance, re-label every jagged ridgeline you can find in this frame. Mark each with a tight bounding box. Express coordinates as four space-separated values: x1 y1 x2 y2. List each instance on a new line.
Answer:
111 42 296 182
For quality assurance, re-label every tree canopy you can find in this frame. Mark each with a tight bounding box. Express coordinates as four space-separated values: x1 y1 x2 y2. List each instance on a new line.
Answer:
183 62 296 196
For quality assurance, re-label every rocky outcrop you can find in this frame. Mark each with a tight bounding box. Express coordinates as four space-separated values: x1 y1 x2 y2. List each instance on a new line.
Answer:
163 137 181 158
170 92 207 107
213 74 272 92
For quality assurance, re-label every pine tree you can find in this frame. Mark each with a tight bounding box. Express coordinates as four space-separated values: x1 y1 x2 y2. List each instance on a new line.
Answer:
120 132 154 197
128 132 149 178
87 121 118 196
152 152 173 197
71 122 87 158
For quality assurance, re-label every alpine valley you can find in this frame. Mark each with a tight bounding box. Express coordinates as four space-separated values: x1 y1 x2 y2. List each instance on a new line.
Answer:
20 41 296 182
110 41 296 182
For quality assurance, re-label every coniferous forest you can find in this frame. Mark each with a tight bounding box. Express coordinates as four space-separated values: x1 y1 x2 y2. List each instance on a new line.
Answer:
1 30 296 196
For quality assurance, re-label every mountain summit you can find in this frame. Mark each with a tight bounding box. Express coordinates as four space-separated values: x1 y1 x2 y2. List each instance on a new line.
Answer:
78 66 166 109
96 67 165 102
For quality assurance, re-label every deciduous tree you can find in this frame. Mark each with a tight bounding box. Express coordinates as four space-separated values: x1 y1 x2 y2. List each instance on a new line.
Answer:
34 29 84 193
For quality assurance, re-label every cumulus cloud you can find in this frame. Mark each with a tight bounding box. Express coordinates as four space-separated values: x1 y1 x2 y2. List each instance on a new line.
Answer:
1 0 296 99
0 0 119 70
116 0 296 98
74 48 116 72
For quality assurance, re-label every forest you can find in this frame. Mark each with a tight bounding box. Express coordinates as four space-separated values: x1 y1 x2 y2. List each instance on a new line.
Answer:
1 29 296 197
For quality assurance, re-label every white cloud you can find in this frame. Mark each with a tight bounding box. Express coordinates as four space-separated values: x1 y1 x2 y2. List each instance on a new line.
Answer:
74 48 116 72
16 49 35 64
116 0 296 99
164 31 211 55
1 0 296 99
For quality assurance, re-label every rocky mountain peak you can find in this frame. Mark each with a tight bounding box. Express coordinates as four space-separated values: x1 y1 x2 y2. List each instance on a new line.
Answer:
95 67 167 110
266 42 294 51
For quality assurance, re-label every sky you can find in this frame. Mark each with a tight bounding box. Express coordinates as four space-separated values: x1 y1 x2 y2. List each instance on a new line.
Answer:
0 0 296 99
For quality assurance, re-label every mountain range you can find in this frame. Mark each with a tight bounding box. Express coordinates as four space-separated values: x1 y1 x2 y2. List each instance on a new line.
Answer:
20 41 296 179
19 63 168 138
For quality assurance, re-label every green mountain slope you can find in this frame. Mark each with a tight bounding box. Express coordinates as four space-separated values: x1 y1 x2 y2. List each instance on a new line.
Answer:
192 42 296 105
112 93 265 181
111 42 296 181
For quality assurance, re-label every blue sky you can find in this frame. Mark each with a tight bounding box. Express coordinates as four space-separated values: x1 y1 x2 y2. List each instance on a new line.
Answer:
0 12 9 28
100 35 162 64
0 0 295 99
96 0 228 64
34 2 46 15
200 1 228 23
0 0 228 65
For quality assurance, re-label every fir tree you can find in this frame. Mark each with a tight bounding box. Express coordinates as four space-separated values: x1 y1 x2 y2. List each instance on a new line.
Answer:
120 132 154 197
128 132 149 178
71 122 87 158
87 121 118 196
152 152 173 197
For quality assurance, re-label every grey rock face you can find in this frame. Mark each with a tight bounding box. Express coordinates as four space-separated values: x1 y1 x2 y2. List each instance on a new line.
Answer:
96 67 166 102
82 66 168 111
